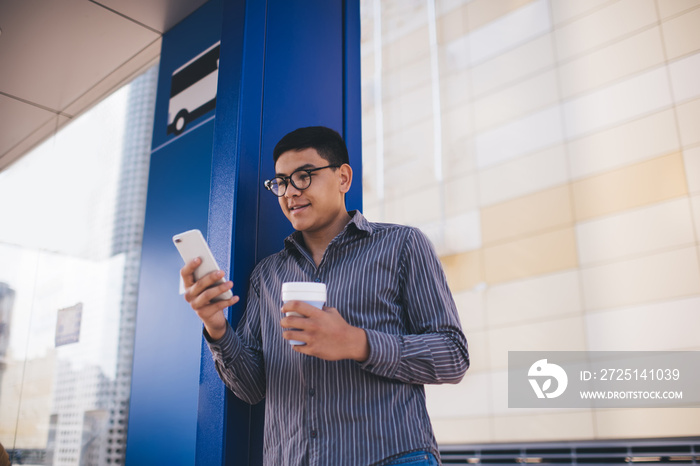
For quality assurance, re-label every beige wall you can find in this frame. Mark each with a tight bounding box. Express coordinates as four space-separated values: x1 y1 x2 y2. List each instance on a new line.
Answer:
361 0 700 444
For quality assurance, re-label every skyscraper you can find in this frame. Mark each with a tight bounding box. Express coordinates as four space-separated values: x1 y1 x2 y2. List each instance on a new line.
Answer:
103 64 159 466
44 64 159 466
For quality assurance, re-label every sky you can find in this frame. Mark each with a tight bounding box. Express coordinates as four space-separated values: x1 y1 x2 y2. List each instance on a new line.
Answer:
0 83 131 368
0 85 129 258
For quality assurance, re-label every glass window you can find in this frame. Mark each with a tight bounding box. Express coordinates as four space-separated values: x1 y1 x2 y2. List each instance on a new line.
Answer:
0 64 158 465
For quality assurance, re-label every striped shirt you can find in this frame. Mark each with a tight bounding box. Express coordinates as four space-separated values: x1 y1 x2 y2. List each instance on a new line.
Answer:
206 211 469 465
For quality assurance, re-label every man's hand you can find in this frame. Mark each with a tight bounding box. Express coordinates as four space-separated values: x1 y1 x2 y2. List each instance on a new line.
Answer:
280 301 369 362
181 257 239 340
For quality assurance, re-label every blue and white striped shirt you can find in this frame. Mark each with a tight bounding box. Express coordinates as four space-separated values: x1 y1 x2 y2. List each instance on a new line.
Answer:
206 211 469 465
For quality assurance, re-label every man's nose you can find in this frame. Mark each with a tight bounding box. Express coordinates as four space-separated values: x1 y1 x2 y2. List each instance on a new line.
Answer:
284 182 301 197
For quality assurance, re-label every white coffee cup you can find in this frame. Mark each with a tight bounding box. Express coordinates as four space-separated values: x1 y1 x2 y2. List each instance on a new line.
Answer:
282 282 326 346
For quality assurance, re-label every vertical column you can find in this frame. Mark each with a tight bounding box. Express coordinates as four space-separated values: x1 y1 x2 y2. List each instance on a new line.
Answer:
125 1 224 465
199 0 362 465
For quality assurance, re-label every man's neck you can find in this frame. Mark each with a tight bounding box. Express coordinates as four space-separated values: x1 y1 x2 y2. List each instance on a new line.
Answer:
301 211 352 267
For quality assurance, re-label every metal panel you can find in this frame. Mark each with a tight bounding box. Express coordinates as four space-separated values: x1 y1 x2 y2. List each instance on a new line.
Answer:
126 122 216 466
344 0 364 214
195 0 254 463
125 1 224 465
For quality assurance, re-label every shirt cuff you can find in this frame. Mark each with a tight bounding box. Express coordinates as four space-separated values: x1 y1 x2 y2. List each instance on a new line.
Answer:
359 328 402 379
204 324 241 365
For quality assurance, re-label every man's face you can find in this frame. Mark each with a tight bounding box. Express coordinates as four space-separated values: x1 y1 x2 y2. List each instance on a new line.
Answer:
274 148 348 234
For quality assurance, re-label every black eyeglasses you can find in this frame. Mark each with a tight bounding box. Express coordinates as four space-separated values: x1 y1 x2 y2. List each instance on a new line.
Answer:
264 165 340 197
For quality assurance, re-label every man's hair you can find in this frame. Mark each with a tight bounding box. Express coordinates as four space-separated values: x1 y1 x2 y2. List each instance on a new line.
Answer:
273 126 349 166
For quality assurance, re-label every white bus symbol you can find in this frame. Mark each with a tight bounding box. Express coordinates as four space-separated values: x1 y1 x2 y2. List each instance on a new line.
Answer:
167 41 221 136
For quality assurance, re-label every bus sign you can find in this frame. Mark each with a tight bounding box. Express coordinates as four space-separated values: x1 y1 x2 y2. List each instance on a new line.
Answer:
167 41 221 136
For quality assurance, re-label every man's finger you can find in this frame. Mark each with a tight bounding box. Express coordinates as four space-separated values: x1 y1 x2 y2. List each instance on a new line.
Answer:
280 313 310 330
281 300 321 317
189 269 228 298
282 329 308 345
196 294 239 315
191 280 234 308
180 257 201 287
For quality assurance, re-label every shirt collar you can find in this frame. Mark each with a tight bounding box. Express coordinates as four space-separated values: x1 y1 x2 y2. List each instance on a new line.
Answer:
284 210 373 254
346 210 373 236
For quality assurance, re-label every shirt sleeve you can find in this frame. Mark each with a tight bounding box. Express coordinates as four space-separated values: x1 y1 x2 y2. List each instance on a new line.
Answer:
204 278 266 404
359 227 470 385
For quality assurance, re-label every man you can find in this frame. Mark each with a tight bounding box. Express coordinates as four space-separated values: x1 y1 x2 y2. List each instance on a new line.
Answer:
181 126 469 465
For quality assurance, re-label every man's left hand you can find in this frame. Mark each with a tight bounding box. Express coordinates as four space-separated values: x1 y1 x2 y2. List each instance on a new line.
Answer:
280 301 369 362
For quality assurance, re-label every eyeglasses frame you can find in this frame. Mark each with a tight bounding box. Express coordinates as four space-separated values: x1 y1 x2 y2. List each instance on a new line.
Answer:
264 164 340 197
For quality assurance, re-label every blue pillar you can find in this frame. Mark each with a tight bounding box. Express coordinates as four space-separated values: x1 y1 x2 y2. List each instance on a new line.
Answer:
201 1 361 464
126 2 224 465
127 1 361 465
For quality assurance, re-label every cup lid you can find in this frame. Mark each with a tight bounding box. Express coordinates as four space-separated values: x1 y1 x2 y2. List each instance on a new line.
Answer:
282 282 326 293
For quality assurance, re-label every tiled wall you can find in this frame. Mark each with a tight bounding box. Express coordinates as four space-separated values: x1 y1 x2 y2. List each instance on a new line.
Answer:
360 0 700 443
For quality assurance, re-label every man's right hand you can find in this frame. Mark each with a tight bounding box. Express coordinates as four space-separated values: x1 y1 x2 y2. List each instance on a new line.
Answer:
181 257 239 340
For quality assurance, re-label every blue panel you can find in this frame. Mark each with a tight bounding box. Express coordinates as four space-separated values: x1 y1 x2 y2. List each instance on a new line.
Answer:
344 0 363 213
151 0 224 150
256 0 345 261
195 0 254 464
126 1 223 465
126 123 215 466
222 3 269 463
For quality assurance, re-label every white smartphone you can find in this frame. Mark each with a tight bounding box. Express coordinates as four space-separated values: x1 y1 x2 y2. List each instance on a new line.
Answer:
173 229 233 302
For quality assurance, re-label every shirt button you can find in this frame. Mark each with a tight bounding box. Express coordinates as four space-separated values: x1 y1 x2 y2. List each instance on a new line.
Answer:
309 388 315 397
310 429 318 438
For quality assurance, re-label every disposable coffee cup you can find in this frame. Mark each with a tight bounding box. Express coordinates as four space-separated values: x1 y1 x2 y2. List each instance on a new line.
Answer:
282 282 326 346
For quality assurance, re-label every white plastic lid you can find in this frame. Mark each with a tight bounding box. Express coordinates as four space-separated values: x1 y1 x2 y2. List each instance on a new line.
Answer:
282 281 326 302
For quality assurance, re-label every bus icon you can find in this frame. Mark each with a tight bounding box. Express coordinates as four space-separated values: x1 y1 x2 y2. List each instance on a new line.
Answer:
167 41 221 136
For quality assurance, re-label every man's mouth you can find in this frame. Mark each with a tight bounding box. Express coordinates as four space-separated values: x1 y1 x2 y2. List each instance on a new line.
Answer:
288 203 310 213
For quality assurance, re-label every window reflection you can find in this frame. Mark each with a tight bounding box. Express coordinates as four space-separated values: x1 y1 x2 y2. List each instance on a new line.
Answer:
0 65 157 465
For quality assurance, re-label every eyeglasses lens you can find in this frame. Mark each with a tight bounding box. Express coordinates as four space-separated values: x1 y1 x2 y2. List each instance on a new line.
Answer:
269 171 313 196
291 171 312 190
270 178 284 196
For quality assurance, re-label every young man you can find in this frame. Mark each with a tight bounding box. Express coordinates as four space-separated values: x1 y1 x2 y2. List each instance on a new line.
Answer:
181 126 469 465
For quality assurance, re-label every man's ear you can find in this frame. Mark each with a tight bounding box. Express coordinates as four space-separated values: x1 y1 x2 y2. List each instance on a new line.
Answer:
338 164 353 194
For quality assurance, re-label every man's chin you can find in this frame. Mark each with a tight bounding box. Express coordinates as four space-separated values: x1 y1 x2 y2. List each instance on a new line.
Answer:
288 216 310 232
286 209 313 230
